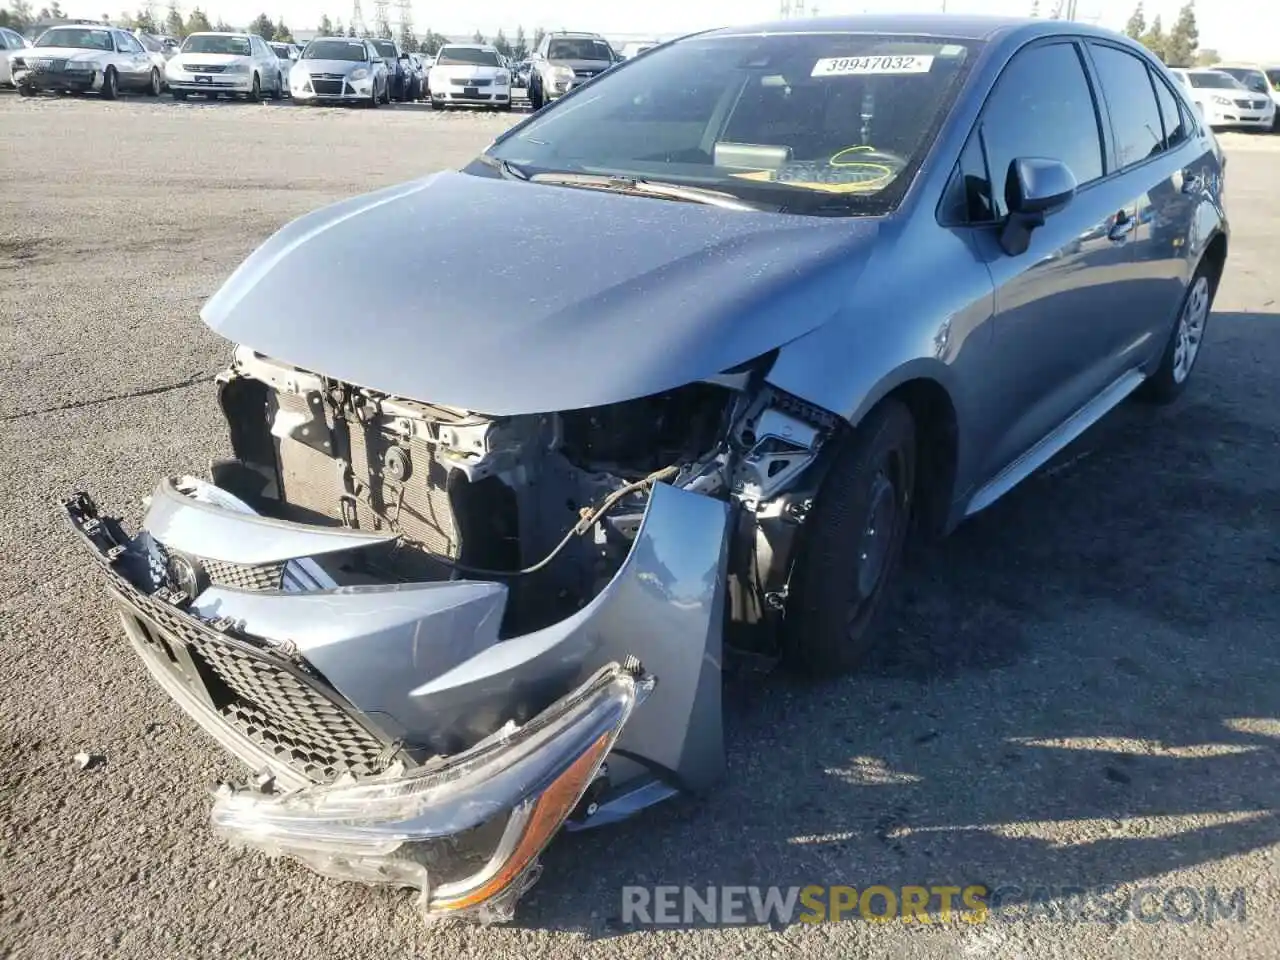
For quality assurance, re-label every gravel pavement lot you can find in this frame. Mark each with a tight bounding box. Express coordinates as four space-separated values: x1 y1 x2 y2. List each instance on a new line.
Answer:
2 95 1278 960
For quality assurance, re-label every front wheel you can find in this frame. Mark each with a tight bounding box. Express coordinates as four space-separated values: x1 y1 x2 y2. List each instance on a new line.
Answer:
17 82 35 97
100 67 118 100
146 68 161 96
247 73 260 102
783 399 917 675
529 82 543 110
1136 265 1215 404
271 72 283 100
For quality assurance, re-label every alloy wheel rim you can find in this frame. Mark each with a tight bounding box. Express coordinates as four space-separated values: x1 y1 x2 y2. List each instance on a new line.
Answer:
1172 276 1210 384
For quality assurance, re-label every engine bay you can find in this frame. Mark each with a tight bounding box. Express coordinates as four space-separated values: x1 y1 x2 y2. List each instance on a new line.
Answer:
213 346 837 638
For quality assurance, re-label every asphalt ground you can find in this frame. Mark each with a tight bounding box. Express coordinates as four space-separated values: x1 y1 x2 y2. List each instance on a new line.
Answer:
1 92 1278 960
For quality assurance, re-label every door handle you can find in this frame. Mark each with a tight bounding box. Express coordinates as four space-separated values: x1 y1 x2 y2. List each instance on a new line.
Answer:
1108 214 1136 242
1182 174 1204 195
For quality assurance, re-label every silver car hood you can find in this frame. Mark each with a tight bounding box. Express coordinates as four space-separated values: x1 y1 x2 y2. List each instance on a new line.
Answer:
201 170 881 415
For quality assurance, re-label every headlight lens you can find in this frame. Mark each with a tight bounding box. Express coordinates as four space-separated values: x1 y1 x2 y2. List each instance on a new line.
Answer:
349 67 368 80
548 65 575 81
227 60 250 73
66 60 96 71
211 664 651 921
1211 95 1232 106
494 71 509 85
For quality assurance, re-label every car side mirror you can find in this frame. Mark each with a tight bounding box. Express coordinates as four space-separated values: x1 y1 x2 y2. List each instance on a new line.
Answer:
999 157 1077 257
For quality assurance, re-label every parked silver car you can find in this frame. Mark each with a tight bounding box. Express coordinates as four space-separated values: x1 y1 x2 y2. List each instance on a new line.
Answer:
268 40 301 96
0 25 33 87
289 36 389 106
66 14 1228 924
165 31 285 101
12 24 164 97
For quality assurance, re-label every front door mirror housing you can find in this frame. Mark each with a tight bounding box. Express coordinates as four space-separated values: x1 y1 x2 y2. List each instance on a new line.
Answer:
999 157 1078 256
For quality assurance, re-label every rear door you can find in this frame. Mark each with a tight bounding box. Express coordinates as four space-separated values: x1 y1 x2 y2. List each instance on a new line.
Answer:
962 39 1140 485
114 31 150 86
1083 41 1196 363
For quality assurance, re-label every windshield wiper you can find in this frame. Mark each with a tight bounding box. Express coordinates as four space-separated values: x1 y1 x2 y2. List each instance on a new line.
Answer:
527 172 761 211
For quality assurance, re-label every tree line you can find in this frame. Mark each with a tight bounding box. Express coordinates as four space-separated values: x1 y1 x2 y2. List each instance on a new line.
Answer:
1123 1 1216 68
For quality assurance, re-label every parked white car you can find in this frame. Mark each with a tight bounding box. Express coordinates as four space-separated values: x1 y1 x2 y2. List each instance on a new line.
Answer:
1168 67 1276 131
0 25 32 87
618 40 659 60
11 24 164 98
1213 63 1280 129
427 43 511 111
165 32 285 101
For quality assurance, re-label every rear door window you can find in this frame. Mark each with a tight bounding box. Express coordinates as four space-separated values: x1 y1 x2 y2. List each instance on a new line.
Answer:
978 41 1105 218
1088 43 1165 169
1151 72 1190 151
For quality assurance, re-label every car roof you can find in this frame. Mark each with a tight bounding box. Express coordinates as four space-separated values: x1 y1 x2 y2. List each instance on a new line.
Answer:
187 31 251 38
441 43 499 51
704 12 1120 43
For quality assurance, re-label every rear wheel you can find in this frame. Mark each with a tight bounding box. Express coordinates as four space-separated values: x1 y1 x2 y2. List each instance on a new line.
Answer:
100 67 118 100
1136 262 1215 404
783 399 917 675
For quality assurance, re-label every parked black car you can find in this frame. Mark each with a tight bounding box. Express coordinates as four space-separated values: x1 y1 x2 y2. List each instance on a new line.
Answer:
370 37 416 101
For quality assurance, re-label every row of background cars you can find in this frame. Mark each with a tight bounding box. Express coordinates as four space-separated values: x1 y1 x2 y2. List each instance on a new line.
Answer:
11 21 1272 129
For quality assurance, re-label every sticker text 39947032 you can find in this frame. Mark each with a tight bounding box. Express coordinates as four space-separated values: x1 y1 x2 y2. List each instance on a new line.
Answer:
811 55 935 77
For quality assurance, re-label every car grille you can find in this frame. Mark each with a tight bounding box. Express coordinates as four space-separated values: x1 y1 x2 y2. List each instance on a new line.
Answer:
272 391 461 562
30 58 67 72
117 577 394 781
451 77 491 86
311 75 346 95
203 558 286 591
187 63 227 73
573 68 601 78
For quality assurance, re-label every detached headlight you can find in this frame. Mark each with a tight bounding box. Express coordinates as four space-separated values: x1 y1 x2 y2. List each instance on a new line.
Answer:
349 67 369 80
494 71 509 85
1211 94 1232 106
211 664 650 921
65 60 96 71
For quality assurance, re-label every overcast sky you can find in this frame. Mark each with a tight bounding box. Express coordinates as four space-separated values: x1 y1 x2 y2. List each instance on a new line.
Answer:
62 0 1275 61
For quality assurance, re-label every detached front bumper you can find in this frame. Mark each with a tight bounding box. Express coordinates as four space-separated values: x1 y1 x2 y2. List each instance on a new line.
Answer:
63 474 727 920
13 66 99 92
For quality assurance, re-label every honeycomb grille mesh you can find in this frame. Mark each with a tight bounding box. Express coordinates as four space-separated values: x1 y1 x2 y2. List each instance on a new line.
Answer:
123 581 391 779
203 558 286 592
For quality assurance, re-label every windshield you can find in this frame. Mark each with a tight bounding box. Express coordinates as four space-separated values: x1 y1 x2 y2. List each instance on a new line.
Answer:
1188 71 1245 89
1215 66 1269 92
137 34 164 52
372 39 396 58
182 34 251 56
303 39 367 61
36 27 113 50
436 47 500 67
488 33 976 214
269 43 290 58
547 37 614 61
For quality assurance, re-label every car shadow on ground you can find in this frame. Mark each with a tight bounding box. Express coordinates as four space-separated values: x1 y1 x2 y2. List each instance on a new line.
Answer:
500 311 1280 934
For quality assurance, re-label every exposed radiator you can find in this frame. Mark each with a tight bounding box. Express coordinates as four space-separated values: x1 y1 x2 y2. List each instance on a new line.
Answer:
272 392 461 561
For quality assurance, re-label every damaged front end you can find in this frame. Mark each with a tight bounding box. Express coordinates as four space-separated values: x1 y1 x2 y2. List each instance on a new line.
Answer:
64 344 839 921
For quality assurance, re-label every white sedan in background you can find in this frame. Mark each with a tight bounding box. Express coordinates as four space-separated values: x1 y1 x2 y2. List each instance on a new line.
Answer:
10 24 163 98
1168 67 1276 131
427 43 511 111
165 31 284 101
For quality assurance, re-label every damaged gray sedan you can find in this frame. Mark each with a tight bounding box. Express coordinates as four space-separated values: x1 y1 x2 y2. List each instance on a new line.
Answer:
65 14 1228 923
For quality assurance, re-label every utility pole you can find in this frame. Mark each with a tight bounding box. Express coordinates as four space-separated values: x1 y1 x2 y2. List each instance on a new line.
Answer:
350 0 366 35
372 0 390 37
395 0 411 39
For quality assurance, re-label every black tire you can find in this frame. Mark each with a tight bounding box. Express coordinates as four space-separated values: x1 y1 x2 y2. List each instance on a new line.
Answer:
171 89 187 100
17 82 35 97
365 86 379 108
248 74 260 102
529 82 543 110
100 67 118 100
783 399 917 675
1136 260 1216 405
146 67 161 96
271 73 283 100
499 101 512 112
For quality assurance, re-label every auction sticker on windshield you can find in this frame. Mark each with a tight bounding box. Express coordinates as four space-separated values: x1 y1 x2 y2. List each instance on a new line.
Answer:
811 55 935 77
